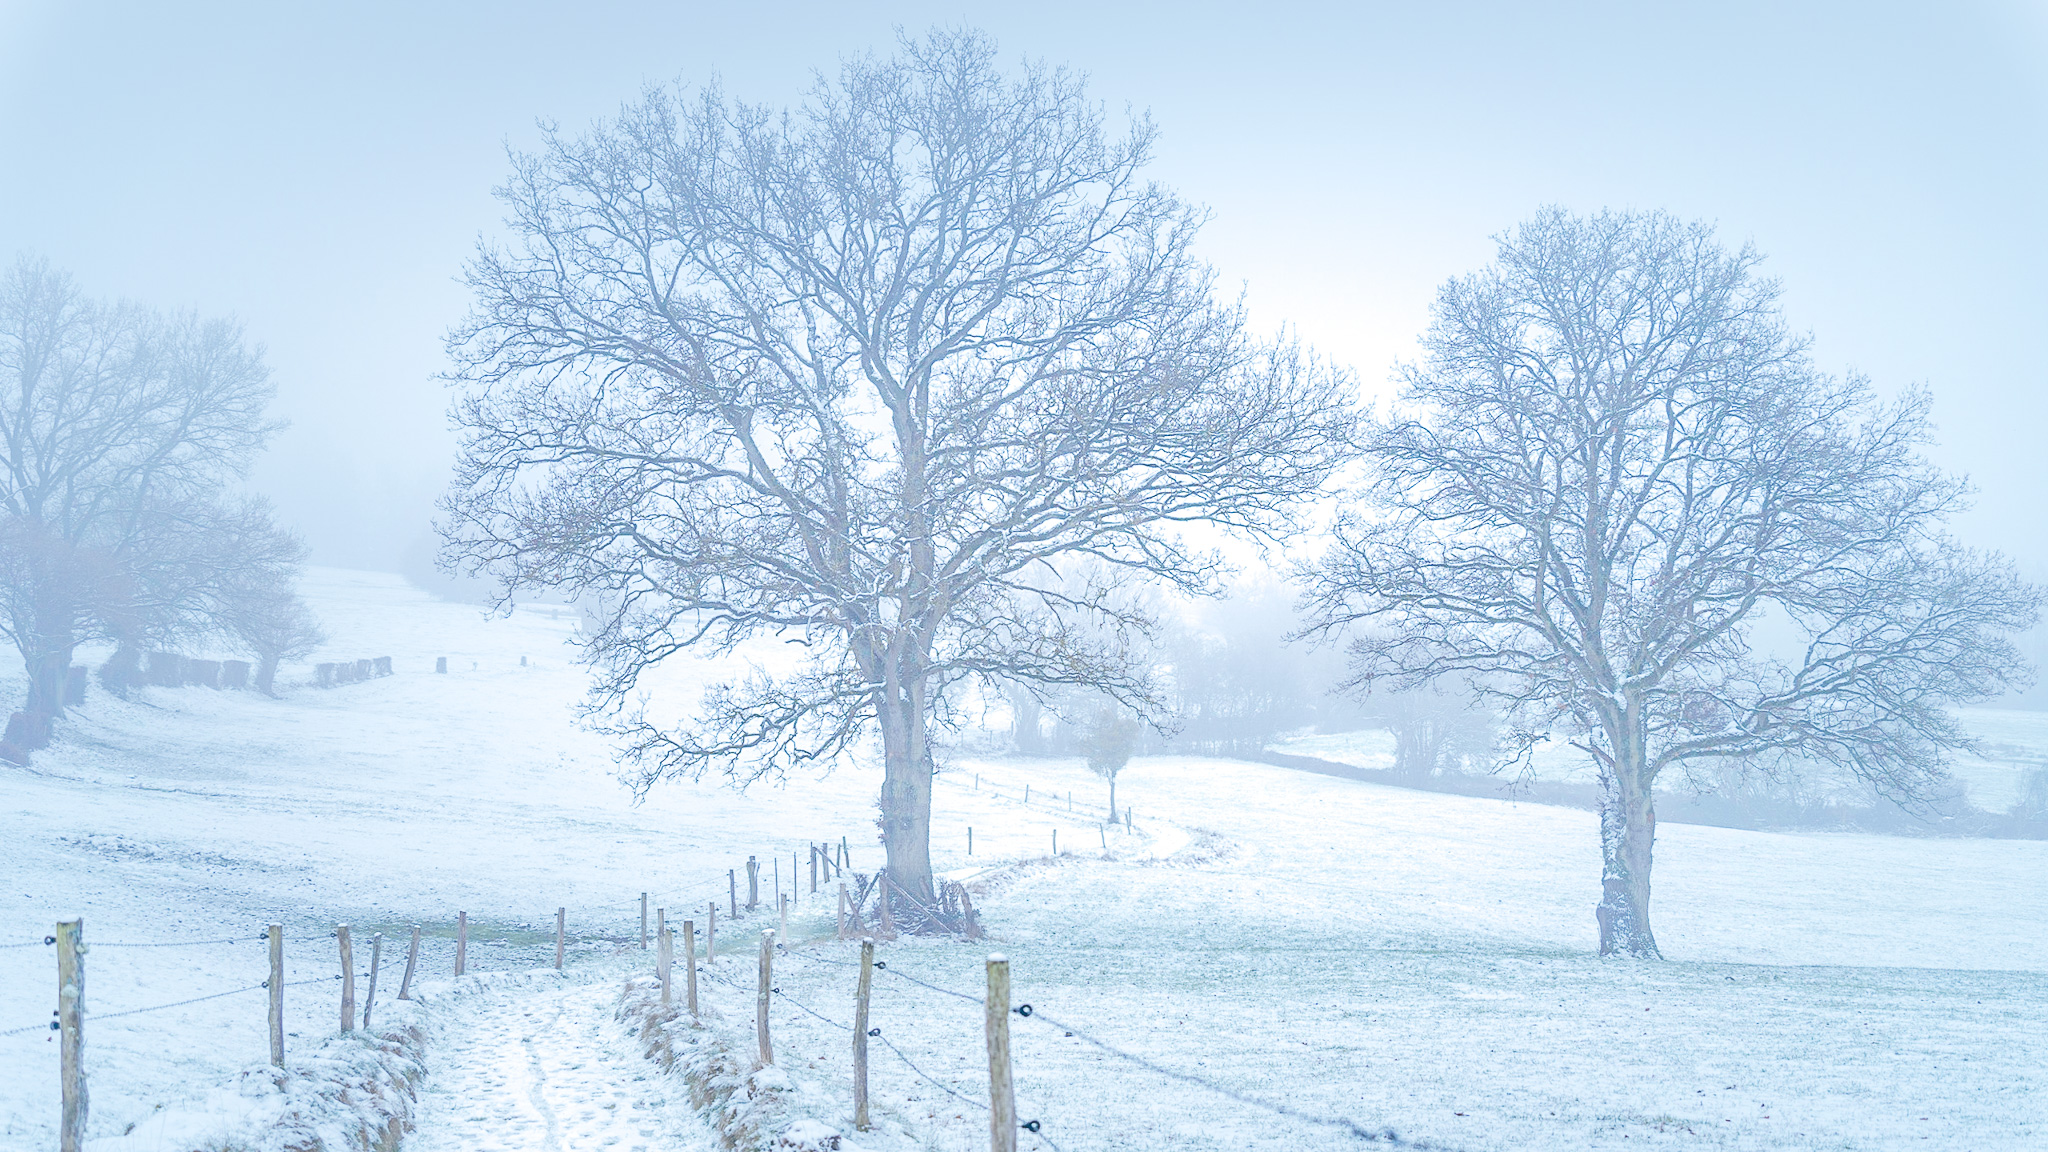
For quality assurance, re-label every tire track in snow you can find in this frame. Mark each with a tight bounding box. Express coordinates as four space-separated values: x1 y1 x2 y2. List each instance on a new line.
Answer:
406 978 715 1152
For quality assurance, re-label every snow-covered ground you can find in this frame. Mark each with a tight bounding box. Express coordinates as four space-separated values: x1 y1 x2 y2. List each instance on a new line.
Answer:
1 567 2043 1149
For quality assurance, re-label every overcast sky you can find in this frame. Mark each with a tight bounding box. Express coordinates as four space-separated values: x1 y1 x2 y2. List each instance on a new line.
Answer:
3 1 2043 579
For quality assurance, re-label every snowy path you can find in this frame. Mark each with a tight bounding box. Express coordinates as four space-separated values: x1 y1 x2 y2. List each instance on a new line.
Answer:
405 978 715 1152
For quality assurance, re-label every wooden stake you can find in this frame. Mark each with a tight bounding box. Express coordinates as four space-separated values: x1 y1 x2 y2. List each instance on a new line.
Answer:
362 933 382 1030
840 836 849 867
707 902 716 963
640 892 649 950
657 918 672 1007
969 826 973 856
877 872 897 939
985 954 1017 1152
747 855 760 911
267 923 285 1065
729 870 738 918
1100 825 1108 850
57 917 86 1152
779 892 789 944
1052 829 1058 856
338 924 355 1033
555 907 566 970
683 918 698 1016
837 882 849 939
810 845 818 894
853 936 875 1130
756 930 775 1066
1024 784 1030 805
397 925 420 1001
456 911 467 976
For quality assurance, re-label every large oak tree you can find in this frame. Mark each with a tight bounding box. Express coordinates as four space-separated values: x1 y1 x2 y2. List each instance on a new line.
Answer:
1304 208 2036 957
443 31 1352 912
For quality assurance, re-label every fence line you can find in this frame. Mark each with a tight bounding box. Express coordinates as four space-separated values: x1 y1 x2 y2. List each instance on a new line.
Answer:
7 794 1444 1151
781 944 1454 1150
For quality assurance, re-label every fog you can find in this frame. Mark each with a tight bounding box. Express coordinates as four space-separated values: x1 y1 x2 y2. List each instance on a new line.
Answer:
6 8 2048 1148
3 1 2043 578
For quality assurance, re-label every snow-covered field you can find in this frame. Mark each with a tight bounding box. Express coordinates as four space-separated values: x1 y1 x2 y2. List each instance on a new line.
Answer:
2 568 2043 1150
1273 710 2047 813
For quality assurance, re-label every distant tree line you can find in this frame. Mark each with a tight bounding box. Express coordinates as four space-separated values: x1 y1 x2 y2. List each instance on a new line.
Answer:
0 257 318 755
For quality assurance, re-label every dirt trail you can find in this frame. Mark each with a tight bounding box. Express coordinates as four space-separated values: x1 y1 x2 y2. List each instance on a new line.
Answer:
405 978 714 1152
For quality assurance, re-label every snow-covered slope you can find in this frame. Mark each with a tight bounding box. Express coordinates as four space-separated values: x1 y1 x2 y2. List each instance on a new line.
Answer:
1 568 2042 1150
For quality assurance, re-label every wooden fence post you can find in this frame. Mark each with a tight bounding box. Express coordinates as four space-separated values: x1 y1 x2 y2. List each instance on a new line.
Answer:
707 903 716 964
969 826 973 856
1024 784 1030 805
57 917 86 1152
810 845 818 894
363 933 382 1030
985 954 1017 1152
398 925 420 1001
338 925 355 1033
756 930 775 1067
853 936 875 1130
728 870 737 918
779 893 789 944
268 923 285 1065
555 907 565 971
641 893 649 950
655 907 666 974
840 837 849 868
1052 829 1058 857
747 856 760 911
837 882 849 939
657 921 672 1007
794 850 800 904
683 919 698 1017
456 912 467 976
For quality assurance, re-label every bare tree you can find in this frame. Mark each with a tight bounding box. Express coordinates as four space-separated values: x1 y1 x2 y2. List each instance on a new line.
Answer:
0 256 285 728
209 514 322 695
1303 208 2037 957
225 584 324 696
1079 701 1141 822
443 30 1353 907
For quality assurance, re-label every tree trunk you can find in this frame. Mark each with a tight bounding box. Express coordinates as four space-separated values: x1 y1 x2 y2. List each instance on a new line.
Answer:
254 654 279 696
1595 761 1660 958
1107 774 1117 824
877 691 937 908
23 617 73 729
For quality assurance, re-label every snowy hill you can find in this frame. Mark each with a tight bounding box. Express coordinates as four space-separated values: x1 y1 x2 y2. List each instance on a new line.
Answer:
1 568 2043 1150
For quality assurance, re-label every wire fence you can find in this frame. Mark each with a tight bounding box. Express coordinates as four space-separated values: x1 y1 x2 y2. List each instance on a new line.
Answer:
6 786 1451 1151
774 946 1455 1149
